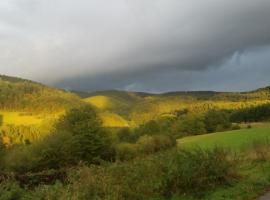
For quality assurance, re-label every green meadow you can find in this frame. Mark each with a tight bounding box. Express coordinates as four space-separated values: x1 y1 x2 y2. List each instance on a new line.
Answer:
178 127 270 151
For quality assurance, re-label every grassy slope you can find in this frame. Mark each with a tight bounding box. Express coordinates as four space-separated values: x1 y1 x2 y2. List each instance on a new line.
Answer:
175 127 270 200
178 127 270 151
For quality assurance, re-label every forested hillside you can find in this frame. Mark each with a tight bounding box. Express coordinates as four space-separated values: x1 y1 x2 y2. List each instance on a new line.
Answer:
84 87 270 126
1 74 270 144
0 75 86 144
0 75 84 113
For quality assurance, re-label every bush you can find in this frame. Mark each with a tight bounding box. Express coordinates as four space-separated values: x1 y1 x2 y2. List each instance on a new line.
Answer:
232 124 241 130
0 181 25 200
250 139 270 161
137 135 176 154
117 128 137 143
34 105 116 170
3 145 37 173
165 147 236 196
174 114 206 136
204 110 231 133
0 147 238 199
116 143 138 161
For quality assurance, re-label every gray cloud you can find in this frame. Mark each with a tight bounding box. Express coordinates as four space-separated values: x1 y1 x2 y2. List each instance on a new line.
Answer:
1 0 270 92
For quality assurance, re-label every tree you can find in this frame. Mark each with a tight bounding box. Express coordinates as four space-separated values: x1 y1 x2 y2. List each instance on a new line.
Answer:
173 114 206 136
204 110 231 133
38 105 115 169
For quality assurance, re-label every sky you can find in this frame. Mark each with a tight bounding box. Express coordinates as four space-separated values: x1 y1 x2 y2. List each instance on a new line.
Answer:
1 0 270 93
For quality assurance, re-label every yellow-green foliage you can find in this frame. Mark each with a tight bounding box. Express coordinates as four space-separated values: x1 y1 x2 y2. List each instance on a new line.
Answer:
84 96 113 109
0 111 43 126
0 75 85 113
99 112 129 128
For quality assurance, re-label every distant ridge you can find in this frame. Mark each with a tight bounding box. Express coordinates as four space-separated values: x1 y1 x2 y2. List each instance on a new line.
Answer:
0 75 84 113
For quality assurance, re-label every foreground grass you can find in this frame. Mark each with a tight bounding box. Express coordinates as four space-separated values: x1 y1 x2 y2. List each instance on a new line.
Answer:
175 127 270 199
178 127 270 151
172 159 270 200
2 128 270 200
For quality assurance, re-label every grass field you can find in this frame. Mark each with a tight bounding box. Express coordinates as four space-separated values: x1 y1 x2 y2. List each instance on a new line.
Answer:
178 127 270 151
175 126 270 200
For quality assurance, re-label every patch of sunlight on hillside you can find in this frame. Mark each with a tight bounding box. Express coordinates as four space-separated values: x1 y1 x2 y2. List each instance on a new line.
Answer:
99 112 129 128
0 111 43 126
84 96 112 109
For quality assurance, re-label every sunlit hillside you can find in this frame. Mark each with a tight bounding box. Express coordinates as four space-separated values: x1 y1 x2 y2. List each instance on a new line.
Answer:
0 75 85 144
85 88 270 126
0 75 85 113
1 74 270 144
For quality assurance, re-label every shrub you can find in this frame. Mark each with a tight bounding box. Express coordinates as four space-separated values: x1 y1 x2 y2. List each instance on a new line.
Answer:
0 147 238 199
165 147 237 196
175 114 206 136
232 124 241 130
35 105 116 170
250 139 270 161
0 181 25 200
204 109 231 133
3 145 37 173
116 143 138 161
117 128 137 143
137 135 176 154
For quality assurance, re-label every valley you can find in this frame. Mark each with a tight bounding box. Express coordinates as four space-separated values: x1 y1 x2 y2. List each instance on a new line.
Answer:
1 75 270 199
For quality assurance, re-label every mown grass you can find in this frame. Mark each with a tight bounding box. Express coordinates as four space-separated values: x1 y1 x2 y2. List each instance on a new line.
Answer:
178 127 270 151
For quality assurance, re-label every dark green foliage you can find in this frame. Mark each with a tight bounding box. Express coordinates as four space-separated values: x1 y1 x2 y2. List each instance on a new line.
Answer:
0 181 25 200
117 128 137 143
166 148 236 196
0 115 2 127
135 120 161 136
174 114 206 136
204 109 232 133
37 106 115 169
133 118 176 139
0 147 236 200
231 103 270 123
137 135 176 155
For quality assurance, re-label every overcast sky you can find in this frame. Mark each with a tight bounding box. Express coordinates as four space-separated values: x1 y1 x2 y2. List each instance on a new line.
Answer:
1 0 270 92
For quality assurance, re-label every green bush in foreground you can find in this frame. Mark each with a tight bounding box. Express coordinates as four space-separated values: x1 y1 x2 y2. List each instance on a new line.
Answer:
0 147 236 200
166 147 236 196
36 105 116 169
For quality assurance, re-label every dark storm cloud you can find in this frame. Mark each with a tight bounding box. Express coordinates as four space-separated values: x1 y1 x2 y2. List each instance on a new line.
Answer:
1 0 270 91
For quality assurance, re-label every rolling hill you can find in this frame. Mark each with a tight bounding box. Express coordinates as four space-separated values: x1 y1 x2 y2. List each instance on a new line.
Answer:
0 75 84 113
1 74 270 133
83 87 270 126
